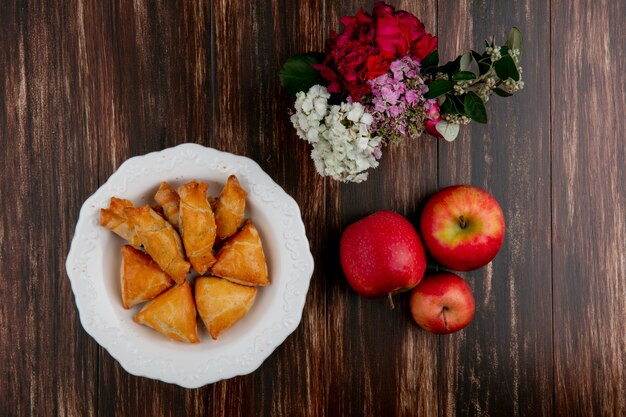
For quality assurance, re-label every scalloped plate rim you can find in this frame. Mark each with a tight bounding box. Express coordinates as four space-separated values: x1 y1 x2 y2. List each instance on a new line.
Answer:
65 143 315 388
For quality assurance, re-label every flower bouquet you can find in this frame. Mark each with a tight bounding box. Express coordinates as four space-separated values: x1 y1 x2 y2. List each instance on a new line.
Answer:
280 2 524 183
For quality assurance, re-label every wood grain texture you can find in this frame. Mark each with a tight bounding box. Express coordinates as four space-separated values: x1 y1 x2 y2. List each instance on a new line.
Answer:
0 1 99 416
212 0 326 416
324 2 439 416
551 0 626 415
92 1 215 416
437 1 553 416
0 0 625 416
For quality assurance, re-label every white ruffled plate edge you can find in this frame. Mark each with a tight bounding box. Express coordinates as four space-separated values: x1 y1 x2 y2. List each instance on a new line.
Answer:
65 143 315 388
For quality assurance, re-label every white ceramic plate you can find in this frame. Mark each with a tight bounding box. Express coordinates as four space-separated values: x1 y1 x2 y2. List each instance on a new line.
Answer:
66 143 314 388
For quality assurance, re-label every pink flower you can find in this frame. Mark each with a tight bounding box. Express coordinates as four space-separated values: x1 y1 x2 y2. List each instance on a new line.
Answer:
373 1 394 17
375 15 410 56
425 119 442 137
396 11 425 42
355 9 375 42
405 89 418 105
364 52 394 80
365 56 436 141
312 63 342 94
389 105 401 117
313 2 437 101
424 101 442 137
411 33 438 61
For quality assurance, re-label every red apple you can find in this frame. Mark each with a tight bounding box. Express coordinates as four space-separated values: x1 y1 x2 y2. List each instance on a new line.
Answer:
340 210 427 300
410 272 475 334
420 185 505 271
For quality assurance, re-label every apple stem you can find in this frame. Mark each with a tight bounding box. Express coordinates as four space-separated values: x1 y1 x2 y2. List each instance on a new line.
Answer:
387 293 395 310
442 307 449 331
459 215 467 229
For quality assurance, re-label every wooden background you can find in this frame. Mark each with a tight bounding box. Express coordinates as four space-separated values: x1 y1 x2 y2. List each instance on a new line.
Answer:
1 0 624 415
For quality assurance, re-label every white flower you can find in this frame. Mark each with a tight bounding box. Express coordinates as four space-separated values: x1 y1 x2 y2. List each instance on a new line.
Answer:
290 85 382 183
347 104 364 122
291 85 331 144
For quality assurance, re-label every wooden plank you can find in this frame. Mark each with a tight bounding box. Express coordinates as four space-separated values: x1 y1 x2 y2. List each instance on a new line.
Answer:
92 1 215 415
551 0 626 415
436 1 553 416
324 2 440 416
0 1 100 416
212 0 326 416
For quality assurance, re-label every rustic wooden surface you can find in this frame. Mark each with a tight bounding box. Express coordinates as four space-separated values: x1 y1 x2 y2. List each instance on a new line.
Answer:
0 0 624 416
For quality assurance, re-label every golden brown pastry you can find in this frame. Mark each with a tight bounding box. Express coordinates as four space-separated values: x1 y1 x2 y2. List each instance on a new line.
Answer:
215 175 247 241
100 197 141 246
208 196 218 212
120 245 174 309
210 220 269 286
154 182 181 231
152 204 165 218
124 205 190 283
195 276 256 339
178 181 216 274
134 281 199 343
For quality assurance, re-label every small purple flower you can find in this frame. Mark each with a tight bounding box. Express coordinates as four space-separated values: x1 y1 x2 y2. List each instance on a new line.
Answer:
389 105 401 118
365 56 432 142
374 99 387 113
396 121 407 135
381 85 399 105
405 89 418 106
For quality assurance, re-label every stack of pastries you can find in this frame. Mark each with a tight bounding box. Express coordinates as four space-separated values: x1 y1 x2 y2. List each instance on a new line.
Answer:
99 175 269 343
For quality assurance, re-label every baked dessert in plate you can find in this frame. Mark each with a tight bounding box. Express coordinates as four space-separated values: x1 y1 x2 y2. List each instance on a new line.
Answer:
100 178 268 343
66 143 314 387
215 175 247 241
154 182 181 231
120 245 174 309
134 281 199 343
178 181 217 274
211 220 269 286
124 205 190 283
100 197 141 246
195 276 257 340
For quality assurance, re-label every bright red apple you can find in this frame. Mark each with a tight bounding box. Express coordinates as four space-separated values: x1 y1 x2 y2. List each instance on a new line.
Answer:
340 210 427 301
410 272 475 334
420 185 505 271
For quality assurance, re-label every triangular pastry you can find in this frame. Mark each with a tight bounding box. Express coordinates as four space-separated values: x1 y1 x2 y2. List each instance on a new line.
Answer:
215 175 247 241
120 245 174 309
210 220 269 286
154 182 181 231
195 276 256 339
134 281 199 343
100 197 141 246
178 181 216 274
124 205 190 283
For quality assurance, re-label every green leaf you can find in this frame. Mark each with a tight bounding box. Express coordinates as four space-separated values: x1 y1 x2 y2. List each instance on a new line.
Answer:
279 53 325 95
461 51 480 75
435 56 461 76
494 55 520 81
440 94 465 115
472 50 491 75
493 87 513 97
421 50 439 71
459 52 472 71
440 96 455 114
464 92 488 123
452 71 476 81
424 80 454 99
505 27 524 56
